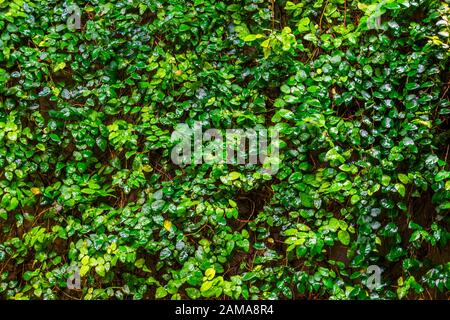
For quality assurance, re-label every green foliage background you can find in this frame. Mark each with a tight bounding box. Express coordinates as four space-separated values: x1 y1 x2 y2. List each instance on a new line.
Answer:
0 0 449 299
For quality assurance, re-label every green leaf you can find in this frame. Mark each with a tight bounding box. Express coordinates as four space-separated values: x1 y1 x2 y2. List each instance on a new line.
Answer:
160 248 172 259
243 34 263 42
205 268 215 280
53 61 66 72
155 287 168 299
229 172 241 180
300 193 314 208
350 194 360 205
435 171 450 182
242 272 257 281
398 173 410 184
363 65 373 76
80 265 90 277
95 265 106 277
297 17 310 33
8 197 19 210
96 137 107 152
49 133 61 142
185 288 200 299
23 271 35 281
272 109 294 122
179 24 190 32
81 188 96 195
338 230 350 245
200 281 213 292
288 172 303 183
381 175 391 187
395 183 406 197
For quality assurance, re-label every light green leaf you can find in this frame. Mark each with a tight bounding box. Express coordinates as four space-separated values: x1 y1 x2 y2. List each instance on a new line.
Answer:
338 230 350 245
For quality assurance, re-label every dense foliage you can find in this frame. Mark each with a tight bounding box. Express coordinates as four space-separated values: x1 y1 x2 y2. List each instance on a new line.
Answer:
0 0 449 300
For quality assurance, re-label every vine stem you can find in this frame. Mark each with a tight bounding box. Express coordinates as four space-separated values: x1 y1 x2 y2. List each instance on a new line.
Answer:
271 0 275 29
445 144 449 163
319 0 329 29
344 0 347 26
0 256 12 275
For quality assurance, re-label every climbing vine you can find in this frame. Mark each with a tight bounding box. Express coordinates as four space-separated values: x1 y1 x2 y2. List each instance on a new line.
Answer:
0 0 449 300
